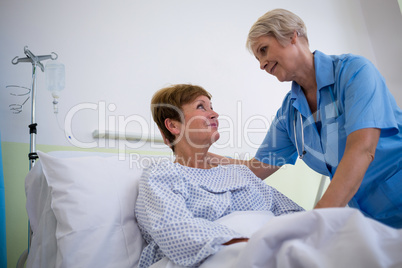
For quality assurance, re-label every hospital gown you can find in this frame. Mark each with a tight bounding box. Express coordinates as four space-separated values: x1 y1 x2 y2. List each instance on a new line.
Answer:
135 161 304 267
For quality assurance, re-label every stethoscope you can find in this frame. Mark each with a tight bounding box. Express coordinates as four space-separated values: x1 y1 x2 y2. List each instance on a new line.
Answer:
293 88 339 160
293 111 306 159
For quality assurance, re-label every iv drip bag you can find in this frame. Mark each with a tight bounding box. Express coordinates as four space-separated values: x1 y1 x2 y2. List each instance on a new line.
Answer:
45 61 65 98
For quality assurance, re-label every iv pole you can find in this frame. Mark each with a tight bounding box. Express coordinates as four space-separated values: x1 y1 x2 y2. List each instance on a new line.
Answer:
12 46 58 268
12 46 58 169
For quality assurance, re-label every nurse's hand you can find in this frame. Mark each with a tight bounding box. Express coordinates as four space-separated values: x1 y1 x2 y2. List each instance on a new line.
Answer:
206 152 234 166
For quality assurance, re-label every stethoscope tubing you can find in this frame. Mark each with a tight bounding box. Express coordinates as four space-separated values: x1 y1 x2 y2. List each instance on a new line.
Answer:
294 112 306 159
292 87 339 160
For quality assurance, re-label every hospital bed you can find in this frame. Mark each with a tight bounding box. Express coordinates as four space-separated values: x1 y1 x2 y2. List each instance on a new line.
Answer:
24 150 402 268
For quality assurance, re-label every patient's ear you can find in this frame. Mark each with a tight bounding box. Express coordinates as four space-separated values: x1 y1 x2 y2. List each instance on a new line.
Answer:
164 118 181 136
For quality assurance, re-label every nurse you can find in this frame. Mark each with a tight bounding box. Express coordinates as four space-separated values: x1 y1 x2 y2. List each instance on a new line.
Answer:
211 9 402 228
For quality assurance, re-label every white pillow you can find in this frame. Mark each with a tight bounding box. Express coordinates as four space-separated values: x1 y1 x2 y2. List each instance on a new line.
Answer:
25 160 58 268
36 151 146 268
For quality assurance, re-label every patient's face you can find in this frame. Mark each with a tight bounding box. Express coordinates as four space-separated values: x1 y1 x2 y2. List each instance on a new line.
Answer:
178 95 220 148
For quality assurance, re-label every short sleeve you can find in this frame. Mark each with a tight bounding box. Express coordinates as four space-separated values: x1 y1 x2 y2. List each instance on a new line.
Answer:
341 57 399 137
255 97 298 166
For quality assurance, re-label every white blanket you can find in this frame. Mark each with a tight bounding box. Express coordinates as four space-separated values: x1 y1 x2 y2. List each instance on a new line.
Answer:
152 208 402 268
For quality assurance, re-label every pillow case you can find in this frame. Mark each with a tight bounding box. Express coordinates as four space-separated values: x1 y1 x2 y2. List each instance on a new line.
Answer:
36 151 147 268
25 160 58 268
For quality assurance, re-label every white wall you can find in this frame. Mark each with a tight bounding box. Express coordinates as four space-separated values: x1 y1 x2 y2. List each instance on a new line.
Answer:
2 0 398 158
359 0 402 106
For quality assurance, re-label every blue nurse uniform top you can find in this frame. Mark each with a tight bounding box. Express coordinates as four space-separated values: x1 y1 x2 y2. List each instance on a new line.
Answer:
255 50 402 228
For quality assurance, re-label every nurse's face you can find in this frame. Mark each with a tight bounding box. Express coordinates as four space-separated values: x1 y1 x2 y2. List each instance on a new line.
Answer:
251 35 298 82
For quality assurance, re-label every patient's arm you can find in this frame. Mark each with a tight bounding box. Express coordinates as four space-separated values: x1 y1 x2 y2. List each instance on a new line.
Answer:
207 152 280 180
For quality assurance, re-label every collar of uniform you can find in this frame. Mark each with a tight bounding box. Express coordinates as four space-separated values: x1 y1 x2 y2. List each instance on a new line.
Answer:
290 81 302 100
290 50 335 117
290 50 333 100
290 82 310 117
314 50 335 91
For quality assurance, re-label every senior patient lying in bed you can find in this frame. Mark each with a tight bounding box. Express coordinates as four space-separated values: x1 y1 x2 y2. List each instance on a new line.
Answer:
135 84 304 267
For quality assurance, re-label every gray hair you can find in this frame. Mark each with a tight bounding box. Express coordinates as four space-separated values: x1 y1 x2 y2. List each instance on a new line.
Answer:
246 9 308 51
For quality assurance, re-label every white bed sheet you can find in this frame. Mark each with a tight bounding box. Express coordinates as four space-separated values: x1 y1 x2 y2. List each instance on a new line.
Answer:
152 208 402 268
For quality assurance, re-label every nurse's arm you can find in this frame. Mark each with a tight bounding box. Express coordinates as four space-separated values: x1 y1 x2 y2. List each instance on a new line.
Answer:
315 128 381 208
207 152 280 179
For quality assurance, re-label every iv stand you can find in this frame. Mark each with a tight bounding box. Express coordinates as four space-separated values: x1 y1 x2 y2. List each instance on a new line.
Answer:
12 46 58 268
12 46 58 170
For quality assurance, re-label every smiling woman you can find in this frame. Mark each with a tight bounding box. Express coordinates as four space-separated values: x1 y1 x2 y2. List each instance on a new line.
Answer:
247 9 314 86
238 8 402 228
135 84 304 267
150 84 214 154
176 95 220 151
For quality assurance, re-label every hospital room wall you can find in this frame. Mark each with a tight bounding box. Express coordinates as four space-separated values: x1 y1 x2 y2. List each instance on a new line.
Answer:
360 0 402 104
1 0 401 151
0 1 401 267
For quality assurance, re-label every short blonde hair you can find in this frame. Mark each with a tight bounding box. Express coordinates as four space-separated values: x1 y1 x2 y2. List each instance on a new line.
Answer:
151 84 212 151
246 8 308 51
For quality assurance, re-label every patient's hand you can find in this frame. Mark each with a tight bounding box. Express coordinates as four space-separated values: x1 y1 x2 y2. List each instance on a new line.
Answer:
223 238 249 245
206 152 233 166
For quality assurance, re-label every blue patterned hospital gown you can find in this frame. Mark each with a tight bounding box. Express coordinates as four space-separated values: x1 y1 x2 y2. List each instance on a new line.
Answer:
135 161 304 267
